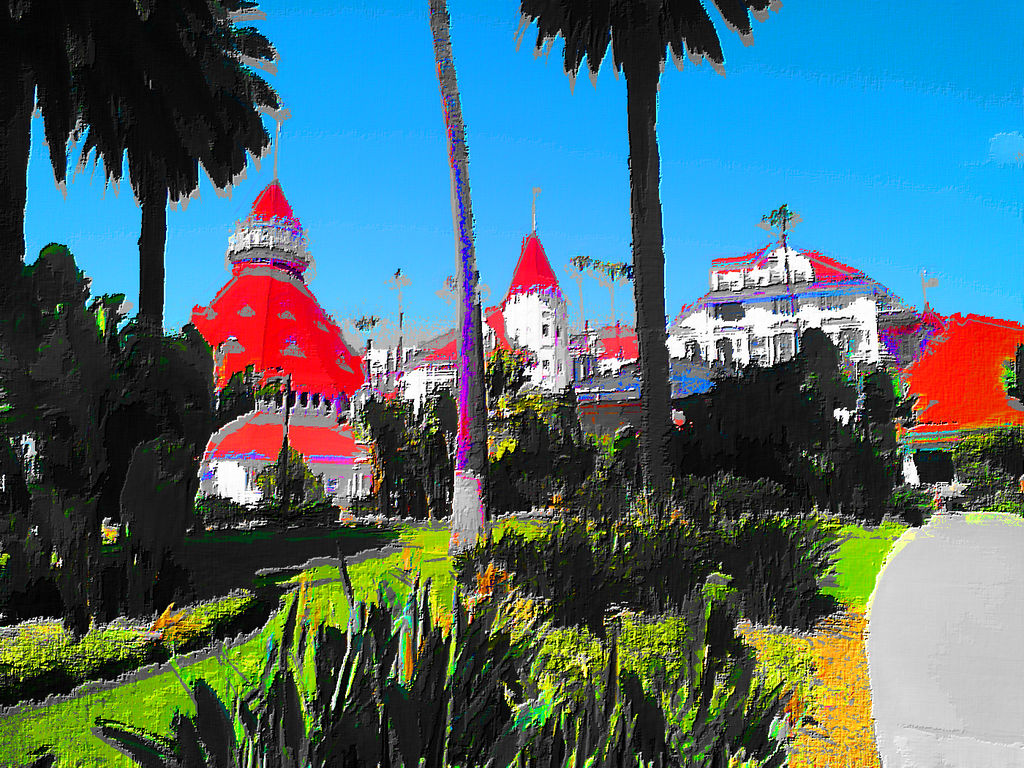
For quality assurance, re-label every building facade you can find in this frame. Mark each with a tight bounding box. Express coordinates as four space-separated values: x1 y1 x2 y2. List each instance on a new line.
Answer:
668 242 911 370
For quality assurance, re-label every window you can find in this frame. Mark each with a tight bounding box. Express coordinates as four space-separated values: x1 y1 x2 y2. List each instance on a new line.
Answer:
542 360 550 370
542 324 550 337
714 302 745 321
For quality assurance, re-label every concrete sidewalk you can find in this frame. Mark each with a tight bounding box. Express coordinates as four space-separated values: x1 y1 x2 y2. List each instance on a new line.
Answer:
867 513 1024 767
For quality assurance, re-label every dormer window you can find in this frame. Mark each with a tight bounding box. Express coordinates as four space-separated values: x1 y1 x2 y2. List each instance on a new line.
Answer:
542 324 550 337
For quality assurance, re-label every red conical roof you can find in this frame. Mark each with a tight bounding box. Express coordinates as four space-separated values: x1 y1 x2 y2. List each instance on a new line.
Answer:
250 180 297 224
504 232 562 303
191 265 364 398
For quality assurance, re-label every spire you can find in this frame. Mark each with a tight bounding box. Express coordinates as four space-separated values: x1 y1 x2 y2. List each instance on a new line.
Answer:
531 186 541 233
504 232 562 303
250 180 297 225
226 180 311 277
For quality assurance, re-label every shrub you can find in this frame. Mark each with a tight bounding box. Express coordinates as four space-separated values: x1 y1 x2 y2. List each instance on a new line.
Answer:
953 427 1024 510
889 485 933 526
458 513 839 634
717 515 839 630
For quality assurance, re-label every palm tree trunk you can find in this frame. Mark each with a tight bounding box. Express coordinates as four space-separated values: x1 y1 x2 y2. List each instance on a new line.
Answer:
429 0 488 554
0 66 33 275
623 48 673 503
137 168 167 330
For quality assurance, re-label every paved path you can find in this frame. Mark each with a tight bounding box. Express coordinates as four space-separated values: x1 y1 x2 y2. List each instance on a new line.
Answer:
867 513 1024 767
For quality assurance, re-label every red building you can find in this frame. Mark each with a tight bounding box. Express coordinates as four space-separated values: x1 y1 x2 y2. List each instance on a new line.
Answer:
192 181 369 505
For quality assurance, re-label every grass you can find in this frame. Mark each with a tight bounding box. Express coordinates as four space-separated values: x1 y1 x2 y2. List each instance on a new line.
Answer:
820 520 907 610
740 519 908 767
0 518 545 768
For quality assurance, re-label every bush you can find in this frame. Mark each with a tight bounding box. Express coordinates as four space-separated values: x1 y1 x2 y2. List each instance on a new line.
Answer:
718 515 839 629
0 590 265 706
888 485 933 526
194 495 339 528
458 513 839 634
488 389 596 514
953 427 1024 511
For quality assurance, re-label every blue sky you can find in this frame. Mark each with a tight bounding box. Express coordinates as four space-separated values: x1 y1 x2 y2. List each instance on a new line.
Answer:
23 0 1024 344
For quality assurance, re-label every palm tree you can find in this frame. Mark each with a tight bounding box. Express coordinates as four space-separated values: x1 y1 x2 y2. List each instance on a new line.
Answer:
0 0 91 273
429 0 489 553
72 0 279 329
518 0 775 501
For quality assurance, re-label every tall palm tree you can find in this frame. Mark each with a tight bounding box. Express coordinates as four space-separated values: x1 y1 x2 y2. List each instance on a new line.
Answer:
0 0 91 273
518 0 775 501
429 0 489 554
72 0 279 329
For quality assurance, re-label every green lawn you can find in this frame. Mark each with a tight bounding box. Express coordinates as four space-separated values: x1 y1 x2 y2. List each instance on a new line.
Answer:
820 520 908 610
0 518 545 768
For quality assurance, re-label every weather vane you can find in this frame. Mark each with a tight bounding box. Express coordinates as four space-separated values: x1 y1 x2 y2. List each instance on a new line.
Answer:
920 269 939 312
757 204 802 248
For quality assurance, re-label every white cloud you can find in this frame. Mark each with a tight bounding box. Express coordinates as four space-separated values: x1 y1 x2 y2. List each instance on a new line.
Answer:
987 132 1024 166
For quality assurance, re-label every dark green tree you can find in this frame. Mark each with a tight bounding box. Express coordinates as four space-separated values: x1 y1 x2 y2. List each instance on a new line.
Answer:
0 0 90 272
0 245 117 632
256 445 325 509
675 329 898 521
214 364 257 431
72 0 279 328
0 245 215 629
518 0 776 501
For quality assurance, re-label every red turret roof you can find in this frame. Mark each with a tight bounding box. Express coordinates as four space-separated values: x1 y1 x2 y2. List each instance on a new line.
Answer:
191 265 364 397
250 180 297 224
504 232 561 303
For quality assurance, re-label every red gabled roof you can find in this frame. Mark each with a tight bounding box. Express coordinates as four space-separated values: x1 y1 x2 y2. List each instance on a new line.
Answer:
904 314 1024 440
191 264 364 397
250 180 298 224
205 413 364 465
710 242 774 270
710 241 863 284
421 310 513 366
504 233 561 303
804 250 863 282
425 338 457 363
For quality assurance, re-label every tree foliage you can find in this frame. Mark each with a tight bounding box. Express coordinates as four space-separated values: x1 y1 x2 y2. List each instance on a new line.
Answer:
0 245 213 631
673 329 904 522
359 392 457 519
488 389 596 514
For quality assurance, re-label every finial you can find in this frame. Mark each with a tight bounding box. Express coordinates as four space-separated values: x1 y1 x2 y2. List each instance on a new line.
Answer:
757 204 802 248
532 187 542 232
273 120 281 180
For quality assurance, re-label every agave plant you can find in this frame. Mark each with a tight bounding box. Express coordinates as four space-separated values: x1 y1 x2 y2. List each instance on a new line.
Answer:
91 561 786 767
93 561 539 767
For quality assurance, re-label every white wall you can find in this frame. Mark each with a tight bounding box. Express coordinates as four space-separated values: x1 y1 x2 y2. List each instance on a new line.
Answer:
502 291 570 390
